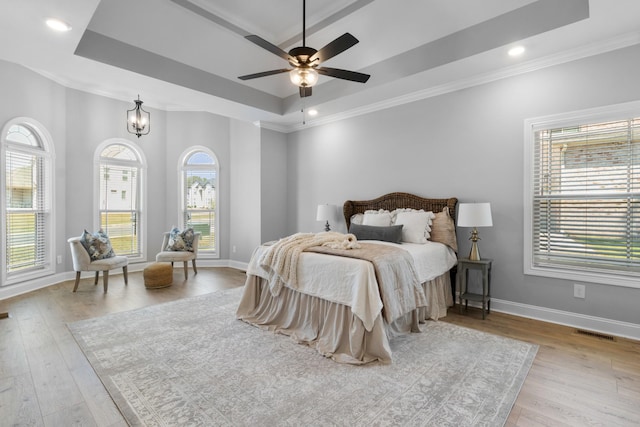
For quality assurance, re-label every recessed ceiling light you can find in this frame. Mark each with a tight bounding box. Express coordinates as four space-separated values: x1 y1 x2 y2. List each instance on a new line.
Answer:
46 18 72 32
308 109 318 116
508 46 525 57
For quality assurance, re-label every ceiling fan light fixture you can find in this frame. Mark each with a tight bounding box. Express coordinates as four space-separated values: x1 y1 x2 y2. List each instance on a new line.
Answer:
290 68 318 87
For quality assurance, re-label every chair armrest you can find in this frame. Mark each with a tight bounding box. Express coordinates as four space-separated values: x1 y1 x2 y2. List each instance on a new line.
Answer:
67 237 91 271
160 231 171 252
192 232 201 257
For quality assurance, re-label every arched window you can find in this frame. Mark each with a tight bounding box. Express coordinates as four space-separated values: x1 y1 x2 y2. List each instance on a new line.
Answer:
180 147 218 257
96 140 145 260
1 118 54 285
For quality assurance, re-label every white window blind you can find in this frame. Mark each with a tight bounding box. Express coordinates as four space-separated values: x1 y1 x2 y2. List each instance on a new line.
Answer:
99 143 142 258
3 122 52 280
532 117 640 276
182 150 217 255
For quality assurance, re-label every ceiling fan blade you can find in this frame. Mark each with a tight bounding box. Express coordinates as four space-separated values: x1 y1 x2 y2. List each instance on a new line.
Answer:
238 69 291 80
245 35 297 64
309 33 359 63
299 86 312 98
317 67 370 83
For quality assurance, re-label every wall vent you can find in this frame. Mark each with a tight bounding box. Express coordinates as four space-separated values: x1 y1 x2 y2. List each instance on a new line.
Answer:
575 329 616 341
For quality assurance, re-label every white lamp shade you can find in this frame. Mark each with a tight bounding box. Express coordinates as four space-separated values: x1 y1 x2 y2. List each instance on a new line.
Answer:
316 204 333 221
457 203 493 227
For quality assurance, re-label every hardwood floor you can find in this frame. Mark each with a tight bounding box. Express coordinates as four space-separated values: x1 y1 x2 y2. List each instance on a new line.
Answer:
444 307 640 427
1 268 638 426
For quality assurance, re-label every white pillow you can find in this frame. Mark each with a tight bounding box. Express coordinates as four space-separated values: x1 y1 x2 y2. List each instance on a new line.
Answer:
363 209 392 226
394 211 436 243
392 208 434 226
350 213 364 225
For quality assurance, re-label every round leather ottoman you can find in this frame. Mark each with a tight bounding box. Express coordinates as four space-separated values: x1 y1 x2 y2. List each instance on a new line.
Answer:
143 262 173 289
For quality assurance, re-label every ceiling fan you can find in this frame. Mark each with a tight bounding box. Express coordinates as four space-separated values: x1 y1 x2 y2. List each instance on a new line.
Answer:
238 0 371 98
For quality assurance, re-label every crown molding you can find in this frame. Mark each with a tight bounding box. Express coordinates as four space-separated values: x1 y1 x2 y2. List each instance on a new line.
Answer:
268 30 640 134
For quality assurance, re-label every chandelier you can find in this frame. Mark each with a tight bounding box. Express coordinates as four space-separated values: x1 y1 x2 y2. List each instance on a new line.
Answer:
126 95 150 138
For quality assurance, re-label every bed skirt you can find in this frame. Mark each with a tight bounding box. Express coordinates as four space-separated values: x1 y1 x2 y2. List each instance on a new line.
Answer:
235 272 453 364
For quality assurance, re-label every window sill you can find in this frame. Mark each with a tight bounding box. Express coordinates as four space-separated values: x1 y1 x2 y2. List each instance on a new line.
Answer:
525 264 640 289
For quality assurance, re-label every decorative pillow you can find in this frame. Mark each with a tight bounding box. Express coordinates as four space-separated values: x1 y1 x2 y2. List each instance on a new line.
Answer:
350 213 364 226
166 227 196 252
429 207 458 252
392 208 434 226
362 209 393 226
349 223 403 244
394 211 436 243
80 229 115 261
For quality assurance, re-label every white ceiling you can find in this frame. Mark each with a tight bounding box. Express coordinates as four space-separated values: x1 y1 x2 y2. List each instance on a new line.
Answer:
1 0 639 132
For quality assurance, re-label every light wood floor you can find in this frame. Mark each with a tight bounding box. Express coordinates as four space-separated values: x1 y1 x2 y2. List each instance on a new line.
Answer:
1 268 639 426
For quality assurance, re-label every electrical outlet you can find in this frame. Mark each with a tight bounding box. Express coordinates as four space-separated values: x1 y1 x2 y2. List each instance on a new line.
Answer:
57 255 62 264
574 283 586 299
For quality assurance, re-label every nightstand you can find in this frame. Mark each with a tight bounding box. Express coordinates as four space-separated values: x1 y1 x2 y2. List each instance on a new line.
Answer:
457 258 493 319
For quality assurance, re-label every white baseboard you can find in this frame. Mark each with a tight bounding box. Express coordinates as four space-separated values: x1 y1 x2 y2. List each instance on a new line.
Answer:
0 272 71 300
461 297 640 341
3 267 637 341
0 260 248 301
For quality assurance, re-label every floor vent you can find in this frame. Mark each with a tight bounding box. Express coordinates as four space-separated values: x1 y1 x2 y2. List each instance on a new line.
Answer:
575 329 616 341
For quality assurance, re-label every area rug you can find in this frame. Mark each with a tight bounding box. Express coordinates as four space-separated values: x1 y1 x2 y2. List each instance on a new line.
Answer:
68 287 538 426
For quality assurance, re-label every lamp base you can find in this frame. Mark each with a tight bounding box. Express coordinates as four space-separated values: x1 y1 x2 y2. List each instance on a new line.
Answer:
468 227 481 261
324 221 331 232
468 241 481 261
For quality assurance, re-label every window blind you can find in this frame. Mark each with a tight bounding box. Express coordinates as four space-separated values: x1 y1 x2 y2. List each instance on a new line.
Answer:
183 155 217 253
99 161 140 257
5 150 48 274
532 118 640 275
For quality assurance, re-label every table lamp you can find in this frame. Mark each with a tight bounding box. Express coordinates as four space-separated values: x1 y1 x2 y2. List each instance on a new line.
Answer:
457 202 493 261
316 204 334 232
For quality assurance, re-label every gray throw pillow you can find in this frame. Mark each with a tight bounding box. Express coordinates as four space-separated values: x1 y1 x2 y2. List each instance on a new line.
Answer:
349 223 403 244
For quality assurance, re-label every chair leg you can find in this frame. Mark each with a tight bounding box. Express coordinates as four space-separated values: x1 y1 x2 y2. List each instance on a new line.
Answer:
183 261 188 279
73 272 81 292
94 271 99 285
192 259 198 275
103 270 109 293
123 266 128 285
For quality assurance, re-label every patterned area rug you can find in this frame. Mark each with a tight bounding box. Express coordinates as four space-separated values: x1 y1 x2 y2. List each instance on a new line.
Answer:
68 287 537 426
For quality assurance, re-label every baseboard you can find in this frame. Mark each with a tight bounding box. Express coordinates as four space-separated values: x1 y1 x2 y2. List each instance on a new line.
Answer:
0 272 71 300
226 260 249 271
460 297 640 341
0 260 248 301
4 268 637 341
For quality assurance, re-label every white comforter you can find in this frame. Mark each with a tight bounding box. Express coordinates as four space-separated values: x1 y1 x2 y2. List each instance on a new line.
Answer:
246 240 457 331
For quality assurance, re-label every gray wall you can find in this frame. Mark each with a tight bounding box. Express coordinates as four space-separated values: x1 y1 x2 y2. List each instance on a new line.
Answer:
0 61 238 282
260 128 288 243
0 60 68 275
229 119 261 263
166 111 231 259
286 44 640 325
65 89 167 264
3 41 639 328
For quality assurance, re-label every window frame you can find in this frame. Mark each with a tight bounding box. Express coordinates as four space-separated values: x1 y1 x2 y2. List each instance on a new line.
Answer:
524 100 640 289
179 146 219 259
94 139 147 262
1 117 55 286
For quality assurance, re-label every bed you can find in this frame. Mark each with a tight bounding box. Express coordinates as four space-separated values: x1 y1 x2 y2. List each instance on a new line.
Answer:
236 192 459 364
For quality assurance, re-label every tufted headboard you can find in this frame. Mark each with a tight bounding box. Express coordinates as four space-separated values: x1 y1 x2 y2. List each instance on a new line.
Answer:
343 192 458 230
